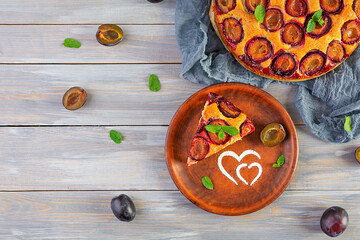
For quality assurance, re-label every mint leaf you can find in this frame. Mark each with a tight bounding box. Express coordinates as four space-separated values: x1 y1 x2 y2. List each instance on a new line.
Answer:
202 176 213 190
344 116 352 132
273 155 285 167
312 10 322 22
63 38 81 48
306 19 316 33
222 125 239 136
149 74 161 92
110 130 122 144
254 4 265 23
205 125 222 133
218 128 225 140
318 18 324 26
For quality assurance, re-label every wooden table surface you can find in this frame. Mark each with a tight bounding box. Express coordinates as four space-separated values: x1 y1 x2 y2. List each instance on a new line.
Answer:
0 1 359 239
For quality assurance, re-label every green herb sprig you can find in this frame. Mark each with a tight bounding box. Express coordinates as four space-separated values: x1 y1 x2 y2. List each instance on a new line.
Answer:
202 176 214 190
273 155 285 167
254 4 266 23
344 116 352 132
63 38 81 48
110 130 123 144
149 74 161 92
306 10 324 33
205 124 239 140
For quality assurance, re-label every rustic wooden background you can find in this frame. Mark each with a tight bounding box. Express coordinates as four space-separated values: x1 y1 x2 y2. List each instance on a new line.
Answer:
0 1 359 239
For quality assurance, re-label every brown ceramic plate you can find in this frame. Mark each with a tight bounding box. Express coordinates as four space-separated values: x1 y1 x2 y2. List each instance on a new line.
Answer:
165 83 298 215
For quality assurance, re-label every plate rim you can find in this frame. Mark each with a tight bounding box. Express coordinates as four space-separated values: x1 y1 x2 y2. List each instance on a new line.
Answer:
165 82 299 215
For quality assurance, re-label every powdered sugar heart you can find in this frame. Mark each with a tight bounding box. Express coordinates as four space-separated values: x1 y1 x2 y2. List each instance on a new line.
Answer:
217 150 262 186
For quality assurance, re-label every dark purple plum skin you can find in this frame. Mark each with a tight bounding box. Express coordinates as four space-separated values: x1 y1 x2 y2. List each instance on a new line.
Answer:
111 194 136 222
147 0 163 2
217 97 241 118
215 0 236 14
320 206 349 237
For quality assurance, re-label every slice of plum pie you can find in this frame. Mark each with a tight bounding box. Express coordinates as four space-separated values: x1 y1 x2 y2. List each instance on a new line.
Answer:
187 93 255 166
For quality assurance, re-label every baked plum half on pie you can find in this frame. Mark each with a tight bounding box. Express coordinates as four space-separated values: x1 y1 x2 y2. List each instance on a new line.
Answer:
209 0 360 81
187 93 255 166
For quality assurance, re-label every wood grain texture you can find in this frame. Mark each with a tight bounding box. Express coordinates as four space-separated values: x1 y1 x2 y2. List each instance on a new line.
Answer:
0 25 180 63
0 191 358 239
0 126 358 191
0 0 175 25
0 64 301 125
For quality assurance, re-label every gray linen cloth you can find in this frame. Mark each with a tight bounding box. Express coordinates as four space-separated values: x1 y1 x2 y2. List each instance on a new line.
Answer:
175 0 360 143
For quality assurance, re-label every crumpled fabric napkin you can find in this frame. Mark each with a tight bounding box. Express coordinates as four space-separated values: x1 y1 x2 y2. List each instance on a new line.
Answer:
175 0 360 143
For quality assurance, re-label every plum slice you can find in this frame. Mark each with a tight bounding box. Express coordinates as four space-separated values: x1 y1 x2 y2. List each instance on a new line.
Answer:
285 0 308 17
326 41 345 62
341 19 360 44
270 52 297 76
240 118 255 137
215 0 236 14
263 8 284 32
353 0 360 19
245 37 273 63
221 17 244 44
62 87 87 111
320 0 343 14
206 119 230 145
189 136 209 161
96 24 123 46
305 14 332 38
299 50 326 76
281 22 304 46
245 0 268 13
217 97 241 118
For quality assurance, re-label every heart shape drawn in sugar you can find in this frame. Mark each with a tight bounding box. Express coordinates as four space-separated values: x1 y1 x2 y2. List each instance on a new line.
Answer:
218 150 262 186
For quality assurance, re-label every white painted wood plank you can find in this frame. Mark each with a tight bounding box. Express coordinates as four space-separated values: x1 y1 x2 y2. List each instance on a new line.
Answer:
0 126 358 191
0 64 302 125
0 0 175 24
0 191 358 239
0 25 180 63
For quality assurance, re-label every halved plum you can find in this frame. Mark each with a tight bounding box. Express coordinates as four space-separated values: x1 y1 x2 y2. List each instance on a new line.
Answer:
299 50 326 76
281 22 304 46
215 0 236 14
341 19 360 44
245 37 273 63
285 0 308 17
305 14 332 38
217 97 241 118
189 136 209 161
271 52 297 76
221 17 244 44
206 119 230 145
263 8 284 32
327 41 346 62
353 0 360 19
240 118 255 137
320 0 343 14
245 0 268 13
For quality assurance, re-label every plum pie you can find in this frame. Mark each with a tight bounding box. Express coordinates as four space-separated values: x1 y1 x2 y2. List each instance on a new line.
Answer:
210 0 360 81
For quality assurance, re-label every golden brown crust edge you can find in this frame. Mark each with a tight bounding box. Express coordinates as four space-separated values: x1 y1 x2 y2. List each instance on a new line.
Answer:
208 0 345 82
